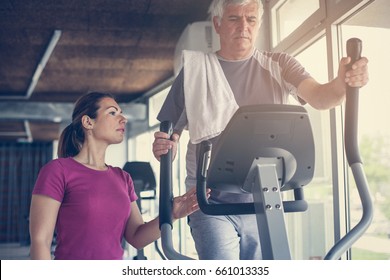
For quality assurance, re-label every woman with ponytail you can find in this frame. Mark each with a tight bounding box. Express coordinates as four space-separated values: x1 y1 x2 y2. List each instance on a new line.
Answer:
29 91 202 260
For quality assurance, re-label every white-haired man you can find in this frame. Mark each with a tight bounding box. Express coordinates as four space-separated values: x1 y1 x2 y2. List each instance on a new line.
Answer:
153 0 368 260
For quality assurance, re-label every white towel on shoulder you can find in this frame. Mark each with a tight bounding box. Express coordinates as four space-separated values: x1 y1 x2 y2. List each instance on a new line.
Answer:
183 50 239 144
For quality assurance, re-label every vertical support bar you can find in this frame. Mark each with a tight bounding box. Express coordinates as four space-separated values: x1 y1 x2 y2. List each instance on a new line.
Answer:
252 164 291 260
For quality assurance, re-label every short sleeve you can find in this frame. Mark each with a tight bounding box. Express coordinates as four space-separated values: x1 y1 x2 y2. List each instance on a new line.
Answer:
157 69 186 126
125 172 138 202
32 160 66 202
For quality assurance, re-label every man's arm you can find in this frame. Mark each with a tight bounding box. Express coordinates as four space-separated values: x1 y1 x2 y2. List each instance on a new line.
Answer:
298 57 369 110
152 131 180 161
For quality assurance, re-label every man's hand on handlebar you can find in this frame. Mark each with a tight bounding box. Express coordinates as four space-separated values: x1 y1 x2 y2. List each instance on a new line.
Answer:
153 131 180 161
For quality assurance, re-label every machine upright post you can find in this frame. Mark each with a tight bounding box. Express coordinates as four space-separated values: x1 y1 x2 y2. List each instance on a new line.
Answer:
252 164 291 260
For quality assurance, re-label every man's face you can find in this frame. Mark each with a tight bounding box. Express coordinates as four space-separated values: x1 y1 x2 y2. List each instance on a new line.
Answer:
214 2 260 60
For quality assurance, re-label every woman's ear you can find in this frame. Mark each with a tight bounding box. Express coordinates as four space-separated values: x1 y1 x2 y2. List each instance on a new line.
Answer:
81 115 94 130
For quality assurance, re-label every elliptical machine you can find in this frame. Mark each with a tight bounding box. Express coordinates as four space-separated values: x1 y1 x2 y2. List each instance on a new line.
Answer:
158 38 373 260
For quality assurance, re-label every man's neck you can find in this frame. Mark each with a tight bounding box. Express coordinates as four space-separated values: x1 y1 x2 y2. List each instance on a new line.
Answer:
216 47 254 61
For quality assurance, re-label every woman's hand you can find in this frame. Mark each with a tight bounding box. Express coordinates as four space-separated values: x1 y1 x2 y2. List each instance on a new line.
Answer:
172 186 210 220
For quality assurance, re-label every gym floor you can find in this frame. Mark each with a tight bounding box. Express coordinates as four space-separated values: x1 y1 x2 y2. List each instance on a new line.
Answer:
0 243 31 260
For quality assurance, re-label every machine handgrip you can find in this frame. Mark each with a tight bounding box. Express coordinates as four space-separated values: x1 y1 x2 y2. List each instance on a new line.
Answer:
158 121 193 260
159 121 173 229
345 38 362 165
325 38 373 260
347 38 362 63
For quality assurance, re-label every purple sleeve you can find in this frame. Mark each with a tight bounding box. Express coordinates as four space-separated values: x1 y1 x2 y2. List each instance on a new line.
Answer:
125 172 138 202
32 160 65 202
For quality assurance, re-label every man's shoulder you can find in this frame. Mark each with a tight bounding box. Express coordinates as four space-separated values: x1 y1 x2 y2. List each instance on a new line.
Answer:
254 49 291 60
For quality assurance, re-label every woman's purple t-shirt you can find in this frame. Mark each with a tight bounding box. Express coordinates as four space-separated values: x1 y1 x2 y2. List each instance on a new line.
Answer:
32 157 138 260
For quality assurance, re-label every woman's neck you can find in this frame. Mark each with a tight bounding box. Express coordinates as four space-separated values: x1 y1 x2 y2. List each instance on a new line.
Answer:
73 143 107 170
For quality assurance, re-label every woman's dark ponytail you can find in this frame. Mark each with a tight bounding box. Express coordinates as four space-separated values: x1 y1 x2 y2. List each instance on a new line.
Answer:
57 123 82 158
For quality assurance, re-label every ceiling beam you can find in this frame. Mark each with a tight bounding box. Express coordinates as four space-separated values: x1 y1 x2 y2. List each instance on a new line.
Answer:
0 101 146 123
0 30 62 100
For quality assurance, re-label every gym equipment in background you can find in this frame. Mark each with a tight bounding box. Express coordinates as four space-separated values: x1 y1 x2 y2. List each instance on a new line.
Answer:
123 161 166 260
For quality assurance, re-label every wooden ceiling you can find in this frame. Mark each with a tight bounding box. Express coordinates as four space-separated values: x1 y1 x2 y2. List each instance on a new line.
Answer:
0 0 212 142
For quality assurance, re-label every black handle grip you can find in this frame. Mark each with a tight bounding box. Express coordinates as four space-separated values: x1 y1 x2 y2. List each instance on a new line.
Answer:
325 38 373 259
346 38 362 65
159 121 173 229
345 38 362 165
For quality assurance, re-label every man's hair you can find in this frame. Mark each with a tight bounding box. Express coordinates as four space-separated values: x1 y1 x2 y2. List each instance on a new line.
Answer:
208 0 263 25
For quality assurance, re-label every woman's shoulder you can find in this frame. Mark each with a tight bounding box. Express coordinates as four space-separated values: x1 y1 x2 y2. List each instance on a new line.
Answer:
43 157 74 168
108 165 130 176
39 158 82 177
108 165 134 182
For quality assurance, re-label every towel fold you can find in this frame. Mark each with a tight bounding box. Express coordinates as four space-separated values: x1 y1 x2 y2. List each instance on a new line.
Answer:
183 50 238 144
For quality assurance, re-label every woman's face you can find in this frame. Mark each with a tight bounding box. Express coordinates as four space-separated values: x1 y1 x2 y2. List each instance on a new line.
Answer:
89 97 128 145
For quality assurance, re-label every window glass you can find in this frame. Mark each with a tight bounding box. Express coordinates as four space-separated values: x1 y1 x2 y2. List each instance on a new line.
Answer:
340 18 390 259
272 0 320 46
